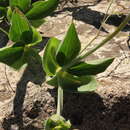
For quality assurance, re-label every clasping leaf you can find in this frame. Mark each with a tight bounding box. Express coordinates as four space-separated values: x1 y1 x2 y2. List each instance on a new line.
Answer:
10 0 31 12
57 70 97 93
47 70 97 93
56 23 81 66
9 8 32 43
26 0 59 20
0 46 25 70
68 57 114 76
43 37 61 76
9 8 42 46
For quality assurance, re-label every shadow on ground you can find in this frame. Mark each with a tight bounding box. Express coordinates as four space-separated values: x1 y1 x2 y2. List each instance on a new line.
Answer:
2 86 130 130
2 37 49 130
0 21 9 48
54 5 130 33
63 92 130 130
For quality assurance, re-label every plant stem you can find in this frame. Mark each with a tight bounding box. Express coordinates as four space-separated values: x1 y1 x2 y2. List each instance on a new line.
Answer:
57 84 63 116
79 0 115 55
0 27 8 36
79 13 130 60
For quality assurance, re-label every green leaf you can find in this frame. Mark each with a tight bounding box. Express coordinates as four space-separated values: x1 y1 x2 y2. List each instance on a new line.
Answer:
56 23 81 66
0 46 41 70
28 26 42 46
9 0 31 12
68 57 114 76
0 46 26 70
43 37 61 76
44 114 71 130
0 0 9 7
0 6 7 17
30 18 45 28
47 76 58 87
9 8 32 43
25 0 59 20
7 7 12 21
13 26 42 47
24 47 42 65
77 76 97 93
57 71 97 93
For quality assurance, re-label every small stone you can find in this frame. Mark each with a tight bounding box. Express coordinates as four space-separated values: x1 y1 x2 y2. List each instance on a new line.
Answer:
11 124 19 130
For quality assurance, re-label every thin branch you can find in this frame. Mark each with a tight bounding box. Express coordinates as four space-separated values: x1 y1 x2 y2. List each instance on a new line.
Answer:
79 12 130 60
79 0 115 55
4 65 15 93
0 27 8 36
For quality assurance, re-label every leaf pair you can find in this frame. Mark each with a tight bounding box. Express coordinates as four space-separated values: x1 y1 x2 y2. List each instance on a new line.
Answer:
0 46 41 70
43 23 114 93
0 8 42 70
43 23 81 76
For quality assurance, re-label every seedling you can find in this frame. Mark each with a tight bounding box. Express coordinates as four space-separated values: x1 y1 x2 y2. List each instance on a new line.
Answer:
42 23 113 129
0 0 59 69
43 14 130 128
0 0 130 129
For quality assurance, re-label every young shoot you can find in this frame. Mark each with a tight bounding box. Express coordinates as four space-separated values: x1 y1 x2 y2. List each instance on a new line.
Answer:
43 11 130 128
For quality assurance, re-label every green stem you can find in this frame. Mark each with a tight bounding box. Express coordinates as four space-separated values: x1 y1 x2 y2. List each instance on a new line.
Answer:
0 27 8 36
79 0 115 55
79 13 130 60
57 84 63 116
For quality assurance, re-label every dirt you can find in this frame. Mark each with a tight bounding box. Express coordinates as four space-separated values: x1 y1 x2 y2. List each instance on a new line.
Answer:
0 0 130 130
